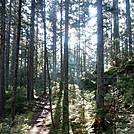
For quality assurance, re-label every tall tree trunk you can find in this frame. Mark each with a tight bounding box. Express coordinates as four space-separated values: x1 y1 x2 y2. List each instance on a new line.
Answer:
126 0 133 58
25 27 29 88
5 0 12 91
10 26 17 86
24 49 27 88
52 1 57 85
62 0 69 133
42 0 47 96
46 52 55 128
82 15 86 73
19 44 23 86
96 0 104 111
27 0 35 100
60 0 63 92
35 11 39 81
0 0 6 120
11 0 22 124
113 0 120 66
94 0 104 132
76 0 81 84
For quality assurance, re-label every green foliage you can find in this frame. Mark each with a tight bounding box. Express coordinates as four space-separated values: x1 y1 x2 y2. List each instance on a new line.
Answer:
71 121 83 134
18 67 27 87
34 79 43 91
0 112 32 134
103 60 134 133
6 86 27 114
104 61 134 104
79 72 96 91
0 121 10 134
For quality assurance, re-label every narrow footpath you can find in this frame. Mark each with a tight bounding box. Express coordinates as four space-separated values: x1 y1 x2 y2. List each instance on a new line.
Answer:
28 96 51 134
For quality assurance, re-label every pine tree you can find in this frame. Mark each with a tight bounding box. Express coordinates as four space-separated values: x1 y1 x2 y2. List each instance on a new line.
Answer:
62 0 69 133
94 0 105 132
0 0 6 120
27 0 35 100
11 0 22 124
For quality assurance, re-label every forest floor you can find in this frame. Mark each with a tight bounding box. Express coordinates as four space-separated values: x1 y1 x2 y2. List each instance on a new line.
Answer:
27 84 96 134
1 83 133 134
28 94 52 134
27 83 134 134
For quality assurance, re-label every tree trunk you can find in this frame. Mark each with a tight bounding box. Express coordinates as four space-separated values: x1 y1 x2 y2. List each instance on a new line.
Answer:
46 52 54 128
60 0 63 93
62 0 69 133
5 0 12 91
113 0 120 66
11 0 22 124
42 0 47 96
27 0 35 101
52 1 57 85
126 0 133 57
0 0 6 120
10 26 17 86
76 0 81 84
35 11 39 81
94 0 104 132
96 0 104 111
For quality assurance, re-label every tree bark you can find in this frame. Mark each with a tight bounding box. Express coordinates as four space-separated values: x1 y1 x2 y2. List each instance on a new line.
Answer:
76 0 81 84
60 0 63 93
27 0 35 101
5 0 12 91
11 0 22 124
52 1 57 85
126 0 133 57
42 0 47 96
62 0 69 133
0 0 6 120
96 0 104 110
113 0 120 66
35 11 39 82
94 0 104 132
46 51 55 128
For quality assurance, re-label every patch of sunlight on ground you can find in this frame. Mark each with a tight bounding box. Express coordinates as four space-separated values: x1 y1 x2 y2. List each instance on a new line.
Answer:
69 84 96 133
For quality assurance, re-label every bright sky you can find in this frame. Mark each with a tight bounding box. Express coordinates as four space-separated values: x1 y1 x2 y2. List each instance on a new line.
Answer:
69 5 97 49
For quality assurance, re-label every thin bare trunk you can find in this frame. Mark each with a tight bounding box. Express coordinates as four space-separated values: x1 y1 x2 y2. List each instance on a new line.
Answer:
94 0 104 133
5 0 12 91
60 0 63 93
62 0 69 133
46 51 54 128
42 0 47 96
126 0 133 57
113 0 120 66
11 0 22 125
27 0 35 100
0 0 6 120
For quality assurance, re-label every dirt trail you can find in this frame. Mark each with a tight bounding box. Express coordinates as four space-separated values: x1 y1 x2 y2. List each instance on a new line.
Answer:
28 97 51 134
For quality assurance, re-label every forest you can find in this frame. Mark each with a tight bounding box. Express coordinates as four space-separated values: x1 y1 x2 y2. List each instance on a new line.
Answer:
0 0 134 133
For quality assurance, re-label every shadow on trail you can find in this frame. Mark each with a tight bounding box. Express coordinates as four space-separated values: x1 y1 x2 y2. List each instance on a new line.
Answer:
28 93 50 134
48 86 63 134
